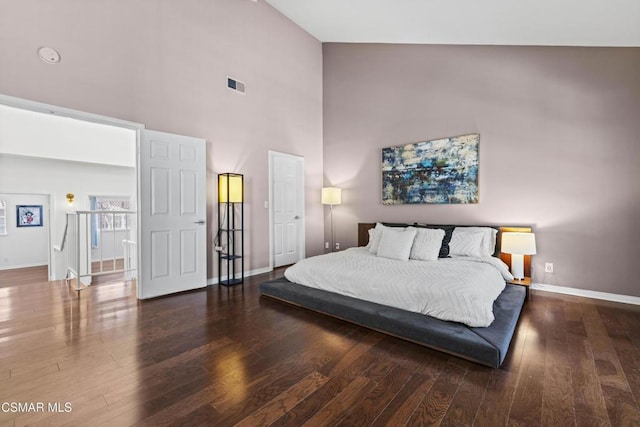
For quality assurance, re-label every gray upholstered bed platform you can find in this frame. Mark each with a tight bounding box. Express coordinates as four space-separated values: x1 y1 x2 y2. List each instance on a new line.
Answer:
260 278 525 368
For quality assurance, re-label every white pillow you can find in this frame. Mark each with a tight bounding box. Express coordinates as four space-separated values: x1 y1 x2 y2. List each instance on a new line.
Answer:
472 227 498 256
368 223 383 253
410 228 445 261
487 228 498 255
377 227 417 261
365 228 375 249
368 223 407 253
449 229 485 257
450 227 498 257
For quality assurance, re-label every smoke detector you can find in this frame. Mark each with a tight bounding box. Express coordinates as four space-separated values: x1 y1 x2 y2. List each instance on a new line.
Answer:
38 47 61 64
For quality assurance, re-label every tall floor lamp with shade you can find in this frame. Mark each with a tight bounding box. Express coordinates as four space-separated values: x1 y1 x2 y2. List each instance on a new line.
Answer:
322 187 341 252
218 173 244 286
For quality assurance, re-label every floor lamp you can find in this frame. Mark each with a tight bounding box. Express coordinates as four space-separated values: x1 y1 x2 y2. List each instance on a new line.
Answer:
322 187 341 251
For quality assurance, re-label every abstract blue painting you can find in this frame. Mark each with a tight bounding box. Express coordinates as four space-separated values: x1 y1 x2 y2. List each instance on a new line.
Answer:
382 134 479 204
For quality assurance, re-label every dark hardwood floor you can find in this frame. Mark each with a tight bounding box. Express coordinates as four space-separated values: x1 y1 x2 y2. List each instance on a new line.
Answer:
0 267 639 426
0 261 128 289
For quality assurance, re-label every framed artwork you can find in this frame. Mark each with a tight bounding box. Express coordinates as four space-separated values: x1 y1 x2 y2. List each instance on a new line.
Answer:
382 133 479 204
16 205 43 227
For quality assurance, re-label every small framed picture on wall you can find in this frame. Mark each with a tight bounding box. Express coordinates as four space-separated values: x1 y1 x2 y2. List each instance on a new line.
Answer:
17 205 43 227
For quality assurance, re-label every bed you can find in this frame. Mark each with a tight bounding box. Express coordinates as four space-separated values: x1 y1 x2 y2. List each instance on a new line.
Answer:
260 222 530 367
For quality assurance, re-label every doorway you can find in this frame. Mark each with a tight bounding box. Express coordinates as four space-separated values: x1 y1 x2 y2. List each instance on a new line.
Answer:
0 94 208 299
269 151 305 268
0 96 139 283
0 193 50 282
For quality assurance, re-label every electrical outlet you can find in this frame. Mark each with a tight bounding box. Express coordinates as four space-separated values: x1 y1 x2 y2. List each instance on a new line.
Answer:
335 242 340 250
545 263 554 273
325 242 329 249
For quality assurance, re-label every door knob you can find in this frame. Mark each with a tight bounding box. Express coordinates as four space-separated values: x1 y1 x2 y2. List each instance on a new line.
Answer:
194 220 206 224
294 216 300 220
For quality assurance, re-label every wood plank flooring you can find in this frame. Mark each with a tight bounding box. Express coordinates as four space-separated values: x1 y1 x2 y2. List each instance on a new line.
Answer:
0 267 639 426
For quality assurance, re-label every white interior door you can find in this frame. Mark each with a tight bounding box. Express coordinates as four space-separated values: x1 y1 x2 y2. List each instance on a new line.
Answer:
138 130 206 299
271 152 304 267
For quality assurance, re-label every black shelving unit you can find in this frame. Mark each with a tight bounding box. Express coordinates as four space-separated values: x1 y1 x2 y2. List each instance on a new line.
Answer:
217 173 244 286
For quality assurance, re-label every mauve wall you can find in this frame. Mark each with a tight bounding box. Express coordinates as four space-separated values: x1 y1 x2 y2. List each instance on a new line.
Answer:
0 0 324 278
323 43 640 297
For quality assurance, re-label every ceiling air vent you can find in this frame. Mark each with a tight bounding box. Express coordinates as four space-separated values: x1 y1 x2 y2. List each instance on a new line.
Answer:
227 77 246 95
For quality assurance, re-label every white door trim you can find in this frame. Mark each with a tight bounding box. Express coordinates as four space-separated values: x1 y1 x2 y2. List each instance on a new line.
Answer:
268 150 305 270
0 94 144 282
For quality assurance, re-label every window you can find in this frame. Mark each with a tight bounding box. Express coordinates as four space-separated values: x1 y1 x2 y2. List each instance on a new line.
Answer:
90 196 131 248
95 199 130 230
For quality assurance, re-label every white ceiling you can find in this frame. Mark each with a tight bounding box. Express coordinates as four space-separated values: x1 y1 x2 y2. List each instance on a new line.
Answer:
265 0 640 47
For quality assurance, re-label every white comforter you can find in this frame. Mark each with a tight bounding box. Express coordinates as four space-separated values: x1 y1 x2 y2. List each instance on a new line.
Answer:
284 247 514 327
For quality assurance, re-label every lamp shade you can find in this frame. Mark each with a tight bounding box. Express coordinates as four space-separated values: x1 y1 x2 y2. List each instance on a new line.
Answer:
501 232 537 255
321 187 341 205
219 173 243 203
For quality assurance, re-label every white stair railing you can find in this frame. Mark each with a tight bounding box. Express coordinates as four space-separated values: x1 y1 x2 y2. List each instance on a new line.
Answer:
122 240 137 281
58 210 137 290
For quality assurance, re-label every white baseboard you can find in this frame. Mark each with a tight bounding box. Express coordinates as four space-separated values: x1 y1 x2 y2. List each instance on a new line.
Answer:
531 282 640 306
207 266 273 286
0 263 47 271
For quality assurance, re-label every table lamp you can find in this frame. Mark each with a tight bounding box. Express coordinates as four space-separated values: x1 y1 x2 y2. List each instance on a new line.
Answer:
501 232 536 280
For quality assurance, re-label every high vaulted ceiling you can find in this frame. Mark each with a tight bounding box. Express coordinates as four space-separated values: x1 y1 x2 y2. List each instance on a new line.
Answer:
265 0 640 46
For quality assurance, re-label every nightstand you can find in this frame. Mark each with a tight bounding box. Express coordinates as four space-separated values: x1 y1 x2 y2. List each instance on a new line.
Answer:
508 277 531 299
